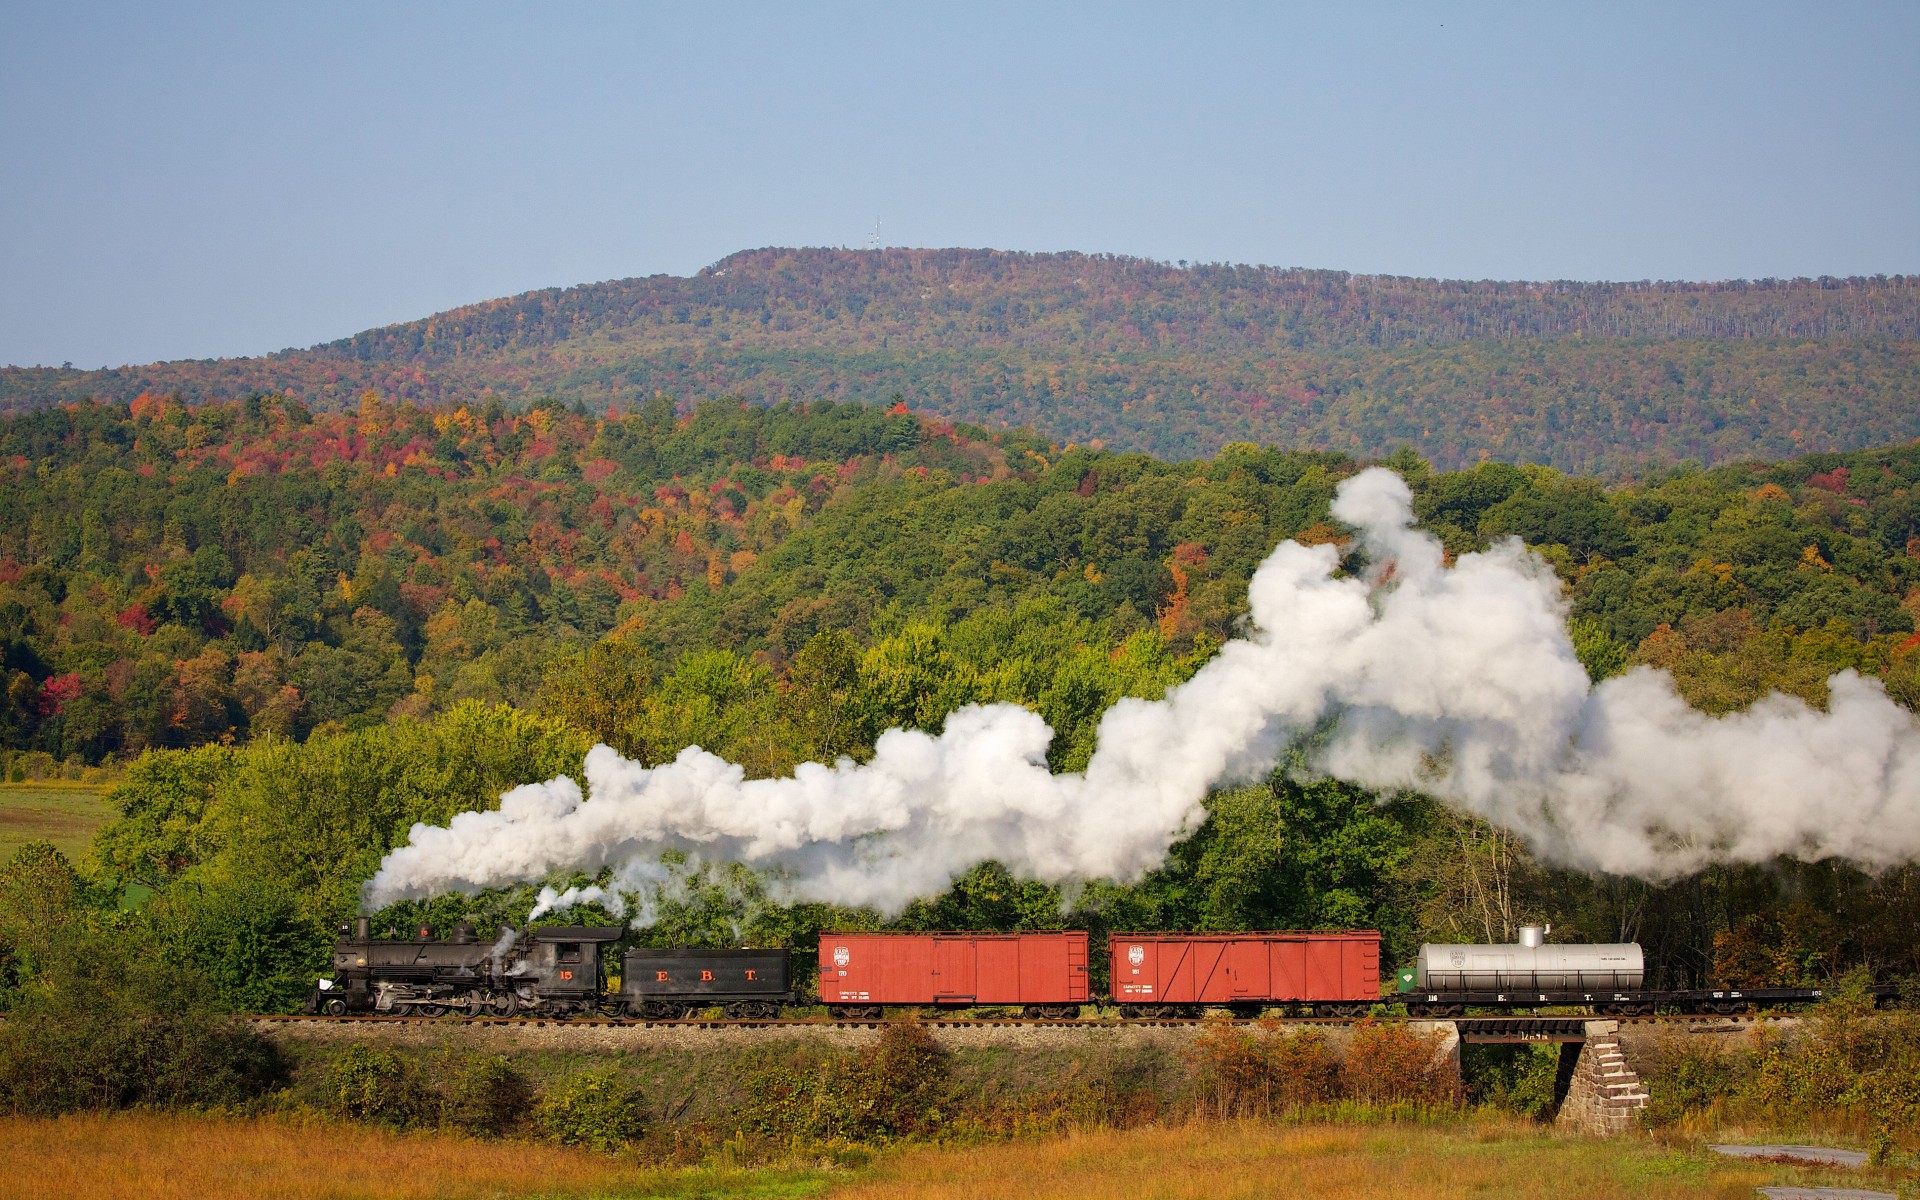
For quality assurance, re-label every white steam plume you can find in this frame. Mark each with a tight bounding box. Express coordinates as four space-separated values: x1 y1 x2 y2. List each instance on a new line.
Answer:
486 927 519 972
363 468 1920 917
527 884 625 921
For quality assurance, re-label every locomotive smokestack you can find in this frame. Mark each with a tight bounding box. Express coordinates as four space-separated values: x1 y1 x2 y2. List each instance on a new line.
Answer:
355 917 370 941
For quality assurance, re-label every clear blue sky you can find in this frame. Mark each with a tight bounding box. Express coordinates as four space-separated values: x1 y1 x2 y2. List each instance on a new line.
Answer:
3 2 1915 369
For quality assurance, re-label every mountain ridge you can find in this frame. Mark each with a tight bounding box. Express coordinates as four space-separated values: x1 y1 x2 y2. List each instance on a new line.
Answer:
6 247 1919 473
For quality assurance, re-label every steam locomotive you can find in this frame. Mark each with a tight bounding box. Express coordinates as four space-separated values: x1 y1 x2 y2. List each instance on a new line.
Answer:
307 920 1891 1019
309 918 795 1018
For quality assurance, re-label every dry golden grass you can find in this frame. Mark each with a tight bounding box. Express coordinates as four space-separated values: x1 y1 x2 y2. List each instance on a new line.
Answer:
8 1112 1906 1200
0 1111 819 1200
828 1119 1904 1200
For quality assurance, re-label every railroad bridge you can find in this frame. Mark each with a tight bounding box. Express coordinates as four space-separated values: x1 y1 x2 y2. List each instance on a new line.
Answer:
1449 1017 1647 1133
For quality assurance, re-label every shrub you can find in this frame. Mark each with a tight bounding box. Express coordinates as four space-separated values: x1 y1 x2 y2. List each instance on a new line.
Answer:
1184 1020 1338 1118
536 1070 649 1154
321 1044 433 1129
316 1044 530 1136
1637 980 1920 1150
1341 1019 1459 1107
842 1022 952 1139
1639 1032 1742 1127
1462 1042 1562 1120
432 1049 531 1136
0 923 284 1115
739 1020 954 1146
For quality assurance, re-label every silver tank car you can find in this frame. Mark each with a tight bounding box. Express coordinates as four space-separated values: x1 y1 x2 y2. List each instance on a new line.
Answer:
1415 925 1643 992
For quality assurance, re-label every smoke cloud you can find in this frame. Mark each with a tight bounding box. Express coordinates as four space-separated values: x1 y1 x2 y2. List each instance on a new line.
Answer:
527 884 624 921
363 468 1920 918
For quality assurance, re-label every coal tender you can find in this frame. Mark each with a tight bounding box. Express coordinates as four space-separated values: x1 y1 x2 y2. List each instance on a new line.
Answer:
615 947 795 1019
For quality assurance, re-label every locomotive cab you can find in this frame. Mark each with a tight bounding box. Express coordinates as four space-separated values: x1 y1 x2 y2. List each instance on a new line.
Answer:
514 926 625 1014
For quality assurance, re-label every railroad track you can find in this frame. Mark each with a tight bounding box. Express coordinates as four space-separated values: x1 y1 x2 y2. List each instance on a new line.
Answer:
247 1011 1786 1029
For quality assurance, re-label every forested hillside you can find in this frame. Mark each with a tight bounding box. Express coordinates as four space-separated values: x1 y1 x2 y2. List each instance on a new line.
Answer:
5 249 1917 471
7 393 1920 1012
11 391 1920 766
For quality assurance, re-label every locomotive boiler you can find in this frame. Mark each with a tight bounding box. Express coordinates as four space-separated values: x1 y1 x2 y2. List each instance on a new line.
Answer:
309 918 623 1017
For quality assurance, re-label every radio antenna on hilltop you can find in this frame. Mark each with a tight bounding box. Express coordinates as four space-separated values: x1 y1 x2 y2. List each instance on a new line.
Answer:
868 217 882 251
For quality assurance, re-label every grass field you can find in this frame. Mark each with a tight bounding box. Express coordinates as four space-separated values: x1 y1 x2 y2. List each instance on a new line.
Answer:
0 782 114 861
835 1121 1911 1200
0 1112 828 1200
3 1114 1909 1200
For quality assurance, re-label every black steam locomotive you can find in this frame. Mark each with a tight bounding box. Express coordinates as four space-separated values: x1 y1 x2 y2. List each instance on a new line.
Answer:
308 919 795 1018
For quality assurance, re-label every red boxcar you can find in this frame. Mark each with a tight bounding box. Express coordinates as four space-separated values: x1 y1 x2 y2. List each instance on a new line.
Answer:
1108 931 1380 1016
817 932 1091 1018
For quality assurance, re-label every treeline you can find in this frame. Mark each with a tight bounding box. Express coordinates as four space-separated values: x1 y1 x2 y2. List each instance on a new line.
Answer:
8 393 1920 766
5 248 1919 470
4 396 1920 1015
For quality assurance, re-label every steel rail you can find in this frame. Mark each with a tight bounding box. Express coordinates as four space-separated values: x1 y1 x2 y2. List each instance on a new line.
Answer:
245 1011 1789 1029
